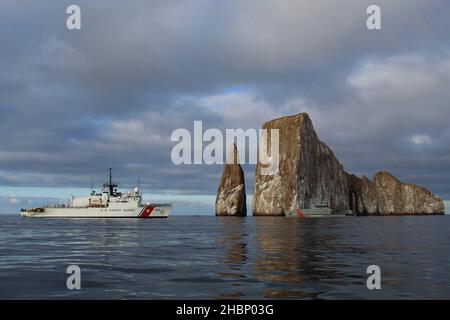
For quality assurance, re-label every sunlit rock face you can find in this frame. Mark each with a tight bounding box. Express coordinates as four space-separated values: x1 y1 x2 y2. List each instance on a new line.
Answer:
348 172 444 215
252 112 444 216
215 143 247 216
252 113 350 215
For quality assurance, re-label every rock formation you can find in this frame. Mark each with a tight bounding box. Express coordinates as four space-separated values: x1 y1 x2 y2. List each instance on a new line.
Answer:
252 112 444 216
252 113 349 215
215 143 247 216
348 172 444 215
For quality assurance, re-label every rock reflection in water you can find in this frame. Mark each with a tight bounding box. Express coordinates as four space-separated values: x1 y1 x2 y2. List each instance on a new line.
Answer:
216 217 248 299
252 217 361 299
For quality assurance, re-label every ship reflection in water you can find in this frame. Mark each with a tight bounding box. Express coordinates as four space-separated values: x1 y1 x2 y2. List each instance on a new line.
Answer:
1 215 449 299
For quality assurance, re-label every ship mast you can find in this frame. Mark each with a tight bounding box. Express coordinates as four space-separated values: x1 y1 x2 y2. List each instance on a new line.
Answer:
104 168 118 196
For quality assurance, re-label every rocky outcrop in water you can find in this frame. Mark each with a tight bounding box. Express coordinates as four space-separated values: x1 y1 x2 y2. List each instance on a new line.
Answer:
348 171 444 215
252 113 350 215
215 143 247 216
252 112 444 216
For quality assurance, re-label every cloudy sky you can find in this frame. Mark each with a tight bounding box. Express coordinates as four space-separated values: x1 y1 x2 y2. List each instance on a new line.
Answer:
0 0 449 214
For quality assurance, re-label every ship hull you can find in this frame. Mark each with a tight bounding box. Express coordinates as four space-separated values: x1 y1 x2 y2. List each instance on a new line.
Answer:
286 207 333 218
20 205 169 218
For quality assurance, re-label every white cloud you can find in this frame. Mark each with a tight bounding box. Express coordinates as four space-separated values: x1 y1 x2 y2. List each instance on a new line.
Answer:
410 134 433 146
8 197 20 205
342 53 450 134
195 91 311 129
348 54 449 102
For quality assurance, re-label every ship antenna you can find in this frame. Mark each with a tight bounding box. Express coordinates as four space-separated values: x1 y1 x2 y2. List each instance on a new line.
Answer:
109 168 113 195
90 176 94 193
107 168 118 196
137 176 140 190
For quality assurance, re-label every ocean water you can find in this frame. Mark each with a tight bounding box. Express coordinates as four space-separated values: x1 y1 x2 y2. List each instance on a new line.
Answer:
1 214 450 299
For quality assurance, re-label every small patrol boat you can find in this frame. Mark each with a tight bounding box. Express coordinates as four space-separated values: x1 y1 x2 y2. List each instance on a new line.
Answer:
286 201 333 218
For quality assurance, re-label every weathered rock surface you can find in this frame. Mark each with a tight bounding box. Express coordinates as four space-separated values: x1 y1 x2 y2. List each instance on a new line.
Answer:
215 143 247 216
348 172 444 215
252 112 444 216
252 113 350 215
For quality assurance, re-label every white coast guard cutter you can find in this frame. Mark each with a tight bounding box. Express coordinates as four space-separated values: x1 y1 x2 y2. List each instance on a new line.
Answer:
20 169 170 218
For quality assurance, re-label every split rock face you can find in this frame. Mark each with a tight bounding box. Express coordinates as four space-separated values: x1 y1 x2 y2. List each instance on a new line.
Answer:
252 112 444 216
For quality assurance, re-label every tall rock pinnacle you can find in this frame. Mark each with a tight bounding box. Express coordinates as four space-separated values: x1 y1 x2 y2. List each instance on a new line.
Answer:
215 143 247 216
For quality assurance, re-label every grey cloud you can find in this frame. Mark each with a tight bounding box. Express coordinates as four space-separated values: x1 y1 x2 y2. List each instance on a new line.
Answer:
0 1 449 204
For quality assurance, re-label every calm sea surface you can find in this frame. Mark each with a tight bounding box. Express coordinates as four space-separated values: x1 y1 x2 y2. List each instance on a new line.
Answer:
0 214 450 299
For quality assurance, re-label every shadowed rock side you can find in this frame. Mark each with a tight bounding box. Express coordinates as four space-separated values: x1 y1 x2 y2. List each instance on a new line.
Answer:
253 112 444 216
348 172 444 215
215 144 247 216
252 113 350 215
